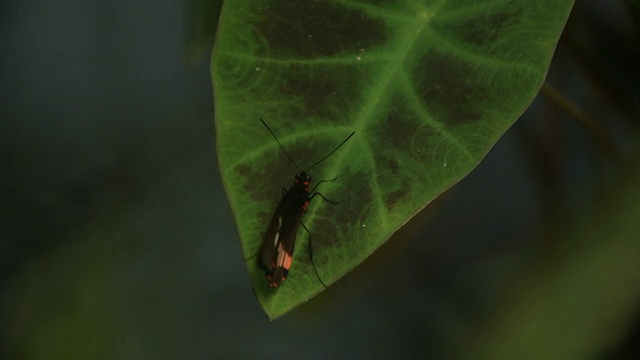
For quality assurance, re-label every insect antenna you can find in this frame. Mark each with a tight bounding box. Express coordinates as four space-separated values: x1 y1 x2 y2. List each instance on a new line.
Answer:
259 118 302 173
305 130 355 172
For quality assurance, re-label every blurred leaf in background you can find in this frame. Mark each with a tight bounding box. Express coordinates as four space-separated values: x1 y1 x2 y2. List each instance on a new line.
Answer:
184 0 222 65
455 174 640 359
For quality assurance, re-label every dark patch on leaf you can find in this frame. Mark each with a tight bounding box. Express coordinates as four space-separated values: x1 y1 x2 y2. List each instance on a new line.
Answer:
256 1 388 58
449 6 524 46
234 143 308 204
374 95 437 162
385 178 411 211
414 50 485 125
235 163 274 202
388 158 399 174
278 63 365 121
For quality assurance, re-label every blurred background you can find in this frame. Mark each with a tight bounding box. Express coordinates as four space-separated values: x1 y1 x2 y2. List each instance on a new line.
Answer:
2 0 639 359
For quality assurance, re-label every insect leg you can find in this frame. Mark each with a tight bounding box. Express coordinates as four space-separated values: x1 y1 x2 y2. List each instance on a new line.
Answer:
300 221 328 288
309 176 343 203
309 192 342 204
309 177 338 193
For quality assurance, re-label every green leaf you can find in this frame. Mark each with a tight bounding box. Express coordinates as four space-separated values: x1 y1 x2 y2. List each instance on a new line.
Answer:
212 0 574 319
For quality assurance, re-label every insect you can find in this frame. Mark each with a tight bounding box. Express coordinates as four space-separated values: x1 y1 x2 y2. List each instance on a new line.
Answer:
258 118 355 288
